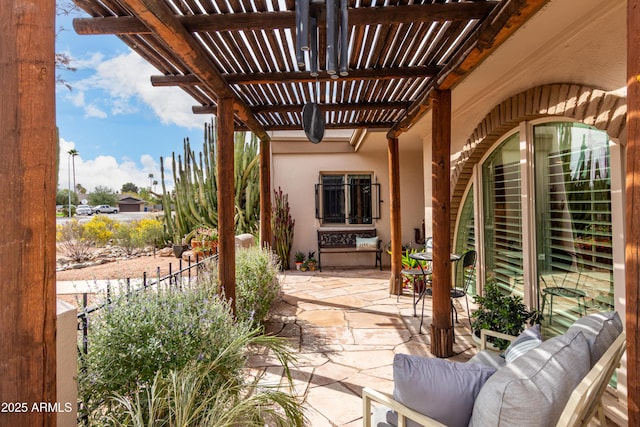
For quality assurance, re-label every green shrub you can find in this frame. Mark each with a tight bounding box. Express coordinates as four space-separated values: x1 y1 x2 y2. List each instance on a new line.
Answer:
112 221 139 255
235 246 281 327
107 339 304 427
80 284 252 417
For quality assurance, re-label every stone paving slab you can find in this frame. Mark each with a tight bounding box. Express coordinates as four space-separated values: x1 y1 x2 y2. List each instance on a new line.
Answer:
256 268 478 426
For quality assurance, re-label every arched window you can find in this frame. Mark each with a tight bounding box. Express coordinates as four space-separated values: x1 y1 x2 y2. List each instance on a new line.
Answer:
458 121 616 334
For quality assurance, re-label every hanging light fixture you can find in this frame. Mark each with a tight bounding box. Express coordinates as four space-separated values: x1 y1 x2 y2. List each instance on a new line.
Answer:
296 0 349 143
295 0 349 78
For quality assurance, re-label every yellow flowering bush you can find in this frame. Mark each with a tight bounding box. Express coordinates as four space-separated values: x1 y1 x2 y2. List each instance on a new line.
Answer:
84 215 118 245
135 217 165 246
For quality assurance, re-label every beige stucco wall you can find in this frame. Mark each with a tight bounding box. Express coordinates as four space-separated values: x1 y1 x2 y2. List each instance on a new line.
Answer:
57 300 78 426
404 0 626 232
271 132 424 268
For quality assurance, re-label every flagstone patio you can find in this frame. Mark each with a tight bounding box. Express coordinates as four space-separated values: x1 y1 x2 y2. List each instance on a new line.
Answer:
249 269 479 427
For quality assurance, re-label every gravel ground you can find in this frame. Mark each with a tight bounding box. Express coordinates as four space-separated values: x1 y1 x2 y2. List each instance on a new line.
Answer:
56 253 187 282
56 253 197 308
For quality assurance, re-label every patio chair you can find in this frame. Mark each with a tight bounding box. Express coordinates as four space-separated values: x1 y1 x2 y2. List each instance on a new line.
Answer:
540 251 587 322
451 250 476 324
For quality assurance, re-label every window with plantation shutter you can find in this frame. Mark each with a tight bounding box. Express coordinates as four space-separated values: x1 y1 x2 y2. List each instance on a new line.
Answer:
482 133 525 297
465 121 616 337
534 123 613 332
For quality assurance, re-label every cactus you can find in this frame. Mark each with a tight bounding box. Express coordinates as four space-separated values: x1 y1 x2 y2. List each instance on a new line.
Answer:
160 119 260 243
272 187 295 270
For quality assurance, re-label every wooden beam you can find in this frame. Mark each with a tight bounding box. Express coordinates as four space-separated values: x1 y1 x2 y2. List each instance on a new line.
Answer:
430 89 453 358
118 0 270 142
627 0 640 422
388 136 402 295
217 97 236 315
151 66 441 86
259 139 272 248
232 122 395 131
193 101 411 115
387 0 551 139
0 0 57 423
74 2 498 34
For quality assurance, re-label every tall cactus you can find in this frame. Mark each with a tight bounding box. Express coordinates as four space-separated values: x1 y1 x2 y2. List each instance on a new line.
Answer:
160 119 261 243
272 187 295 270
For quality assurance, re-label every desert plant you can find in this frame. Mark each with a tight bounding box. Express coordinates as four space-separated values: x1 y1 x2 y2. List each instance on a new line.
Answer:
83 214 117 245
79 284 251 419
160 119 261 243
272 187 294 270
135 217 165 247
79 276 303 426
112 221 140 255
470 281 541 350
107 339 304 427
56 219 94 262
294 251 306 263
235 246 281 327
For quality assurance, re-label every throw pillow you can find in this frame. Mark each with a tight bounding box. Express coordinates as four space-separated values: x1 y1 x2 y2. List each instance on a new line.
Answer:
356 236 378 250
470 331 590 426
504 324 543 363
390 354 496 427
567 311 623 366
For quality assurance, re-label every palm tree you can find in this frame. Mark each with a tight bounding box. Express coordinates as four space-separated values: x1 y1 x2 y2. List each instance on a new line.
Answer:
68 149 79 197
148 173 154 190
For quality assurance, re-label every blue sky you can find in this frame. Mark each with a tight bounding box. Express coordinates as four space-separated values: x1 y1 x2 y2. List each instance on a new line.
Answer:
56 10 207 194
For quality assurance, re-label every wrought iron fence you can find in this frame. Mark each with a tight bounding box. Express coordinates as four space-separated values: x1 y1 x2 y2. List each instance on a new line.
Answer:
76 253 218 355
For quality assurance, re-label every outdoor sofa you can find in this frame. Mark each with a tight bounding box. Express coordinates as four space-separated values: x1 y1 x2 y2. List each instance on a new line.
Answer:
362 312 625 427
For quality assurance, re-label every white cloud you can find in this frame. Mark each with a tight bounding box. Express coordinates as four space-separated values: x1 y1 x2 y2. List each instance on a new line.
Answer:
68 50 204 129
84 104 107 118
59 138 171 194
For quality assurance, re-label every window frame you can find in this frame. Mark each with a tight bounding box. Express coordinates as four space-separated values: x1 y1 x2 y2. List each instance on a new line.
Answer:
463 118 623 316
315 172 381 226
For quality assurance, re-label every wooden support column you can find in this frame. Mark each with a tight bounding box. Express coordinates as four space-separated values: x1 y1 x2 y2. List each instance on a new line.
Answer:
430 89 453 358
388 136 402 295
217 97 236 315
260 138 272 247
627 0 640 422
0 0 57 424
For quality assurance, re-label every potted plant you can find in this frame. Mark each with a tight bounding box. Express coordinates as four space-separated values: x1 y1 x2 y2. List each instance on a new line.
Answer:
305 251 317 271
187 226 219 257
470 281 541 350
294 251 306 270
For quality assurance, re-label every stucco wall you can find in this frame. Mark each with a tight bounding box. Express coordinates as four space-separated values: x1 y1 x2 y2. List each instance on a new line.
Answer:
57 300 77 427
271 134 424 268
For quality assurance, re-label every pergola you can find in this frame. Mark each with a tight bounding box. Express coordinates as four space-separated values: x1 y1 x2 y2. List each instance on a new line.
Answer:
69 0 550 356
2 0 640 424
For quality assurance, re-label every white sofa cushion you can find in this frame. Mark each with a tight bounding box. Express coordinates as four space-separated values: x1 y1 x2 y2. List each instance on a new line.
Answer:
391 354 496 427
470 331 590 426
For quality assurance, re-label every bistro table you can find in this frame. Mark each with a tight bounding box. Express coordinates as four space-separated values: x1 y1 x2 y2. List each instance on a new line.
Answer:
407 251 462 333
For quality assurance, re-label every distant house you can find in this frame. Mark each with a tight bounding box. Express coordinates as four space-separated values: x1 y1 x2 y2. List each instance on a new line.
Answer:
118 195 145 213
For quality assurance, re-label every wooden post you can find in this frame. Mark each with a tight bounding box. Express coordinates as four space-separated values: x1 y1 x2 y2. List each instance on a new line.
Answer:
627 0 640 421
259 138 272 247
430 89 453 358
0 0 57 424
217 97 236 315
388 136 402 295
